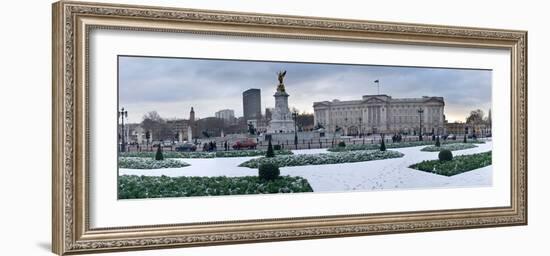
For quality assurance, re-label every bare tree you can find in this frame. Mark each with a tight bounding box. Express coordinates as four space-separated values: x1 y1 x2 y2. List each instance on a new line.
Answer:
141 111 164 141
466 109 484 124
143 111 162 122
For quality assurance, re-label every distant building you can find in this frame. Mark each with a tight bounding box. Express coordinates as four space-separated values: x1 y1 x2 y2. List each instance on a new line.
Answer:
243 89 262 123
445 121 466 136
445 121 491 137
214 109 235 122
122 107 198 144
215 109 235 122
189 107 195 122
189 107 196 139
313 95 445 135
265 107 274 121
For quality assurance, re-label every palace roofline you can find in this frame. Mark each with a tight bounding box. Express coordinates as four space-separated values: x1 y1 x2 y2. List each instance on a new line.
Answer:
313 94 444 106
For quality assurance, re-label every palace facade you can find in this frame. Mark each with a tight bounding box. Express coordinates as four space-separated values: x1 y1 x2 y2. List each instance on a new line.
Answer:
313 95 445 135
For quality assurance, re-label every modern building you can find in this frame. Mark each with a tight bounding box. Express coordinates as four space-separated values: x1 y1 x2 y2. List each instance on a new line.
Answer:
215 109 235 122
313 95 445 135
242 89 262 123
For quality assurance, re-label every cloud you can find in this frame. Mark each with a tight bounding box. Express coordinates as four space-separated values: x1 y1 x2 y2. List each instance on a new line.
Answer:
119 56 491 123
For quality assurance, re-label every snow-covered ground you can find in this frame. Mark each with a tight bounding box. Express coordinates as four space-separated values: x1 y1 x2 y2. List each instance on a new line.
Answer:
120 141 493 192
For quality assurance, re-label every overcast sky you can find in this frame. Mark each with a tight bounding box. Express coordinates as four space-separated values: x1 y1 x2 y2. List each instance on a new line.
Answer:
119 56 492 124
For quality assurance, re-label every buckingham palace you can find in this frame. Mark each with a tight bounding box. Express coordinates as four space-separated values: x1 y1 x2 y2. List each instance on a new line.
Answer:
313 95 445 135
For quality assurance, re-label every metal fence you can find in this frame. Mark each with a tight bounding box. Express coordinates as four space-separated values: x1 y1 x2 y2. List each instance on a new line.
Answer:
121 134 488 152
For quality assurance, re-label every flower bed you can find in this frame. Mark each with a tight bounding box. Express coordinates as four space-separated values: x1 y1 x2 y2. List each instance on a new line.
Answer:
409 151 492 176
421 143 478 152
328 140 485 152
118 157 190 169
118 175 313 199
119 149 292 159
239 150 404 168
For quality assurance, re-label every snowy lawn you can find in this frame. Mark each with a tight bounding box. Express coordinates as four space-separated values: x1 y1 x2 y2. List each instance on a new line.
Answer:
119 141 493 193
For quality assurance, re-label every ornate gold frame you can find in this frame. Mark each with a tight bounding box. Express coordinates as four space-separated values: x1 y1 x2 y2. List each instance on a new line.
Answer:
52 1 527 255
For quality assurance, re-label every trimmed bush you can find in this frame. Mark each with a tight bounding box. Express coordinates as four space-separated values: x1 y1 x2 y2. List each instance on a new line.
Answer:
435 136 441 147
328 139 484 152
118 175 313 199
273 144 282 150
338 141 346 147
155 146 164 160
410 151 492 176
118 157 189 169
438 149 453 161
266 139 275 158
422 143 477 152
258 163 280 181
380 139 386 151
463 135 467 143
240 150 404 168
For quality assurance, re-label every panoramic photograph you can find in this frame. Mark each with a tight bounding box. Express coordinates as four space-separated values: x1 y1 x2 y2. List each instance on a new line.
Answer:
117 56 493 199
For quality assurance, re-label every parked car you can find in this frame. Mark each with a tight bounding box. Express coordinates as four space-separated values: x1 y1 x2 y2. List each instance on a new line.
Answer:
447 134 456 140
175 143 197 152
232 139 257 150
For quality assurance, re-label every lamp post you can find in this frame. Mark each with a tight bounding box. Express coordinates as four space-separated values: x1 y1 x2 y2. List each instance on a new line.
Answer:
292 111 298 149
417 108 424 141
358 117 363 138
145 130 150 150
118 107 128 152
344 117 348 136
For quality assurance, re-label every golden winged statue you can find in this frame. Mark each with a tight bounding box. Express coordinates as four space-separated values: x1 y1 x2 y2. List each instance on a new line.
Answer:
276 70 287 92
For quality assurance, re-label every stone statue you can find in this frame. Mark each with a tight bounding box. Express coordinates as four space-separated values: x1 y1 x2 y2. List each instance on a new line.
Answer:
277 70 287 92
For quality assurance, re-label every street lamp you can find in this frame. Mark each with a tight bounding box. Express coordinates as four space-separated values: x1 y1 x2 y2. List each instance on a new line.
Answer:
417 108 424 141
358 117 362 138
118 107 128 152
292 111 298 149
344 117 348 136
